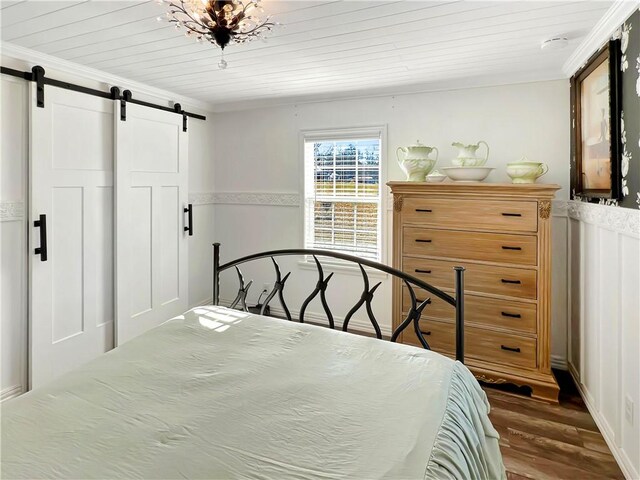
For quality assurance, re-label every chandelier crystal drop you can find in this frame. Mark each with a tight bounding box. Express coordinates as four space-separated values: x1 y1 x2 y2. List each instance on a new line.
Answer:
160 0 277 67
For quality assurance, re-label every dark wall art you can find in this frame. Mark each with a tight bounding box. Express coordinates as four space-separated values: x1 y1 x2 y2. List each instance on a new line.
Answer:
571 9 640 209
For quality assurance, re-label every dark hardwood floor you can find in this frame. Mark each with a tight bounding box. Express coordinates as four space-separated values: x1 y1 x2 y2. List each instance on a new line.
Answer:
483 370 624 480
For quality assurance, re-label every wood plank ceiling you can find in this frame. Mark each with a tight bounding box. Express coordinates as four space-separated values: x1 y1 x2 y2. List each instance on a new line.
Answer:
1 0 613 110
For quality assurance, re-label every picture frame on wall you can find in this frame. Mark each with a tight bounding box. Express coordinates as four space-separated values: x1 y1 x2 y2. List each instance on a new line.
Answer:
570 39 622 200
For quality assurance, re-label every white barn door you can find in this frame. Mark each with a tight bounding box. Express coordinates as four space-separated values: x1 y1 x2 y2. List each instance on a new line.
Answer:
29 85 115 388
115 103 188 345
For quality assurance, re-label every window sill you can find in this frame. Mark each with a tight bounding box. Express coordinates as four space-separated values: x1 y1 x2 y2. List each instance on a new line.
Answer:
297 258 388 279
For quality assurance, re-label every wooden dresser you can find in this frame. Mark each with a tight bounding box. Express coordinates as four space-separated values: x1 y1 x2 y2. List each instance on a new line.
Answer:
388 182 560 402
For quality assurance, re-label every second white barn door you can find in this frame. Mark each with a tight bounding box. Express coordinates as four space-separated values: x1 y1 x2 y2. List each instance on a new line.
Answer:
115 103 189 345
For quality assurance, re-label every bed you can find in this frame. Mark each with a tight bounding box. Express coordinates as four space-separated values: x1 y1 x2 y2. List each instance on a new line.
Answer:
2 246 505 479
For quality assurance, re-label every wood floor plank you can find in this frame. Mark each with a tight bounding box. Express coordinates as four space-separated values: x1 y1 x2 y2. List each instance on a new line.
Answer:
500 446 615 480
488 403 584 447
577 427 614 455
486 389 599 432
482 370 624 480
506 428 624 479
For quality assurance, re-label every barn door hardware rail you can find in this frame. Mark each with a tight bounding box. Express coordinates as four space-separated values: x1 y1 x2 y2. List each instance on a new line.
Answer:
0 65 206 127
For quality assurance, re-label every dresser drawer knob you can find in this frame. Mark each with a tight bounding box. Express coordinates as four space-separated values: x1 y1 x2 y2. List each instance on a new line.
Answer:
501 246 522 251
415 269 432 274
501 311 522 318
501 212 522 217
415 209 432 213
415 239 432 243
420 330 431 336
501 345 521 353
501 279 522 285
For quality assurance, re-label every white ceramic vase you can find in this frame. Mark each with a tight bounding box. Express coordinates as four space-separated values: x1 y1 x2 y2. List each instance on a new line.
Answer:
397 141 438 181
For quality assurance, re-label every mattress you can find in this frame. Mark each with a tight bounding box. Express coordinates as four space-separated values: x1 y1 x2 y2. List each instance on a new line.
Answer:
2 306 505 479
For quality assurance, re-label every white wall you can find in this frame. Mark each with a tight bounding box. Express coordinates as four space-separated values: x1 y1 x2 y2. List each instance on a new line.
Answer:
568 201 640 479
0 53 215 400
212 80 571 366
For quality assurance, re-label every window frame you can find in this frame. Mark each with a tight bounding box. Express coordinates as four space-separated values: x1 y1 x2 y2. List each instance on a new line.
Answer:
299 125 388 268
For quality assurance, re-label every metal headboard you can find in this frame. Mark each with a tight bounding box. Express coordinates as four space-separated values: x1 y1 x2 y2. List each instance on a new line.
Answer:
211 243 465 362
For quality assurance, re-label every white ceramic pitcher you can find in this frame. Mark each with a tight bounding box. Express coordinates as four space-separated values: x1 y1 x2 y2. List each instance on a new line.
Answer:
451 140 489 166
396 141 439 181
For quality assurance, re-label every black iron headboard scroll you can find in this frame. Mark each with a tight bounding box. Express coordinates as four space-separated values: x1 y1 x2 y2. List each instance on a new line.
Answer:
212 243 465 363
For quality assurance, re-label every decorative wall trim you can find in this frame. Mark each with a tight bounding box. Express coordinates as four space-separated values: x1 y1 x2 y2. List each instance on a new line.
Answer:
0 201 24 221
201 194 570 212
567 200 640 236
1 384 24 402
213 192 300 207
563 1 638 77
189 193 216 205
552 199 568 217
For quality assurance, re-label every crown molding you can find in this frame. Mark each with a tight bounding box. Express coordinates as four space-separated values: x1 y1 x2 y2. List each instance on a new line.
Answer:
562 1 638 77
211 74 566 113
567 200 640 236
0 42 215 114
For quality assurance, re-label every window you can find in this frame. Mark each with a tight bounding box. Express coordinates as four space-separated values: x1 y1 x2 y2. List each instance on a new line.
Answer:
303 128 383 261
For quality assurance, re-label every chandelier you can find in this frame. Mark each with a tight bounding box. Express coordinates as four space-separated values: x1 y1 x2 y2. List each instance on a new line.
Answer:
159 0 277 69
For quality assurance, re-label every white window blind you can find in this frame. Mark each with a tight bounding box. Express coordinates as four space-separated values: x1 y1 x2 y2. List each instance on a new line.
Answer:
303 130 382 261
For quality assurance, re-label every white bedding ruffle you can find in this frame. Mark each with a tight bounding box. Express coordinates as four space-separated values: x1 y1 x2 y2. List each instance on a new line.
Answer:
425 362 505 479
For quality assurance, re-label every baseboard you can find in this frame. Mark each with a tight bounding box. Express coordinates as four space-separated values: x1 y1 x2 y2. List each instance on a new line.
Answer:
1 384 24 402
190 297 214 309
568 364 639 480
551 354 568 370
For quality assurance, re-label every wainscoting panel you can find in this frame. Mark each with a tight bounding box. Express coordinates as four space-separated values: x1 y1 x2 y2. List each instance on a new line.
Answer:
568 201 640 479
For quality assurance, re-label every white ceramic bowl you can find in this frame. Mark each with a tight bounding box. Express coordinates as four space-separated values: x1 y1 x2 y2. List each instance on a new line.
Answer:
441 166 494 182
451 157 487 167
425 173 447 183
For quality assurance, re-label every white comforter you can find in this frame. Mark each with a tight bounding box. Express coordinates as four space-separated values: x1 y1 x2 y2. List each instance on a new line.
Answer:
2 306 505 479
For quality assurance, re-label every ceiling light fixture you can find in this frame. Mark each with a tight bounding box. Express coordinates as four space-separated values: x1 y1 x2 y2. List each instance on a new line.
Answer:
158 0 278 69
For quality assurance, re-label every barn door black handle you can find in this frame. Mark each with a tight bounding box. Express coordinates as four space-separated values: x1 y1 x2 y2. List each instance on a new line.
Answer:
184 204 193 236
34 214 48 261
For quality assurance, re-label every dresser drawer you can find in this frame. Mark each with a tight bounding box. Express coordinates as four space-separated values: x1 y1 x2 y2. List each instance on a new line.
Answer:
468 328 537 370
401 319 455 352
403 257 537 299
401 322 537 369
402 288 537 334
402 197 538 233
403 227 537 266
